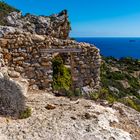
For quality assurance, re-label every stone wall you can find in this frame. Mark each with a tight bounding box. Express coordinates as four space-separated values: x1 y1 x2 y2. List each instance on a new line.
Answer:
3 10 70 39
0 32 101 94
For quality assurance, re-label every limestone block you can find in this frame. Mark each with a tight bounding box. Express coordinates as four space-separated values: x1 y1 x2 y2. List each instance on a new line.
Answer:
15 66 24 73
8 70 20 78
0 39 8 47
13 57 24 62
41 61 52 66
32 34 45 42
14 77 29 97
22 62 31 67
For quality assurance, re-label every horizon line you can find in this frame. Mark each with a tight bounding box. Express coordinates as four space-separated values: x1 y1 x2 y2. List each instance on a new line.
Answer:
71 36 140 38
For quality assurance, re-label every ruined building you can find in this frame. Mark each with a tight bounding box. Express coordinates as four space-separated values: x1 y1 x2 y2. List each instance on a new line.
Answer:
0 10 101 94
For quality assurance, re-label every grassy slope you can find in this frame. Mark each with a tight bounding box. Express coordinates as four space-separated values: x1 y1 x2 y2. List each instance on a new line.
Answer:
0 1 19 25
94 57 140 111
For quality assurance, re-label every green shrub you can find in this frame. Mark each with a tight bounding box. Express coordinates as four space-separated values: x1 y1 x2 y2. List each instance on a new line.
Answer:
119 97 140 112
99 56 140 111
66 90 74 97
65 88 82 98
107 71 127 80
90 92 99 101
90 87 117 103
19 107 32 119
100 88 117 103
52 55 72 91
74 88 82 96
127 76 140 89
106 95 117 104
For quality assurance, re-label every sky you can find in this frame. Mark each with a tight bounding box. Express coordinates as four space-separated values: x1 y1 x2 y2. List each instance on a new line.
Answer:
2 0 140 37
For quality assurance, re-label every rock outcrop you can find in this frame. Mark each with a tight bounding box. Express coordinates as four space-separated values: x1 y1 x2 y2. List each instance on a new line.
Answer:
4 10 71 39
0 71 27 117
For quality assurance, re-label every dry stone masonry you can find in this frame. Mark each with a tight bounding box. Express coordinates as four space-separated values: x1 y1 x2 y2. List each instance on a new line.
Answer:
4 10 70 39
0 10 101 94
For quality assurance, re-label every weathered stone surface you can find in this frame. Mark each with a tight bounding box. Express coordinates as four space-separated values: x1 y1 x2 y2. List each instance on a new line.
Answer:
0 93 135 140
0 10 100 93
8 70 20 78
0 133 7 140
119 80 131 89
32 34 45 42
4 10 71 39
0 72 26 116
0 26 23 38
14 78 29 97
109 86 120 95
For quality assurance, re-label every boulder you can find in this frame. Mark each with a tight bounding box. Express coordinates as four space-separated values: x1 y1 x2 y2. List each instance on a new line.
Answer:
82 86 93 96
137 90 140 96
0 26 23 38
8 70 20 78
6 12 22 27
109 86 120 95
32 34 45 42
0 74 26 116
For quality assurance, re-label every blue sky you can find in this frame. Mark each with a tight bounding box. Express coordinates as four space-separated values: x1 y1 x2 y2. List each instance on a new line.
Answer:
2 0 140 37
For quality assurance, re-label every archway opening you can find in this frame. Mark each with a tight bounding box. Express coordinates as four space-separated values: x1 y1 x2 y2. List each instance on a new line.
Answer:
52 54 72 94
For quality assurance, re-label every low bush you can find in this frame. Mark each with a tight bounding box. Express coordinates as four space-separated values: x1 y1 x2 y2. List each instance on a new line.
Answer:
19 107 32 119
119 97 140 112
99 56 140 111
52 55 72 91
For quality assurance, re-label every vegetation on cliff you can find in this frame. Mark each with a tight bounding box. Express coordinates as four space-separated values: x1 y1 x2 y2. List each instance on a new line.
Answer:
52 55 140 112
0 1 19 25
94 57 140 111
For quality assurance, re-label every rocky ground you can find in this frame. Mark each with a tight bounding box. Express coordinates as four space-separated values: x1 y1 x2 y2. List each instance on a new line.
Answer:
0 91 140 140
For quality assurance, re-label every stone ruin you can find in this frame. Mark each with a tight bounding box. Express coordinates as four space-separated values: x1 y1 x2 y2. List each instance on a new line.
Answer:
0 10 101 95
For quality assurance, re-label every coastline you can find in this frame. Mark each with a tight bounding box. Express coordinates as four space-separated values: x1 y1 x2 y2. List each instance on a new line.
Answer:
75 37 140 59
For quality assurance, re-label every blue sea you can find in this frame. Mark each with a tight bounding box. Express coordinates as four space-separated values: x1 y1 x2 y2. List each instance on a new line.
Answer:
75 38 140 59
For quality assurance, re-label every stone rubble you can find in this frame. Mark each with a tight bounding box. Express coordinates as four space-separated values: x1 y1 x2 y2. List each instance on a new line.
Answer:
4 10 70 39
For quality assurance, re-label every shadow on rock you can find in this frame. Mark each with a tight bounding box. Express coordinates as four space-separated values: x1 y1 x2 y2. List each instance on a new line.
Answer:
0 77 26 118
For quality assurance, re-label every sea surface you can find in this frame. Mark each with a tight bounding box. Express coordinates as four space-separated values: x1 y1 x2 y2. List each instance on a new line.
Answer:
75 37 140 59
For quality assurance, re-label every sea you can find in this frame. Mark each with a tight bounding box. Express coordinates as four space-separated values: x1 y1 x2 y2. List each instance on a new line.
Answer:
75 37 140 59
